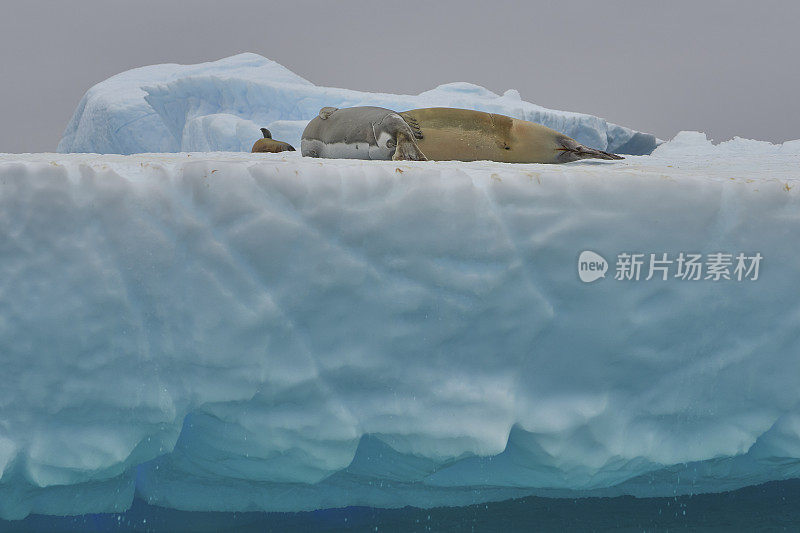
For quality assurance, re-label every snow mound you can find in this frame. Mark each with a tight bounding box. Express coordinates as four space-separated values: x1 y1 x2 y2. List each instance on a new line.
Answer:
652 130 800 158
57 53 658 155
1 150 799 518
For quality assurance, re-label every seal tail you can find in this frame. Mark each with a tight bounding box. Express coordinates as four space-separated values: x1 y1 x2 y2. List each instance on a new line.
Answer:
556 137 624 162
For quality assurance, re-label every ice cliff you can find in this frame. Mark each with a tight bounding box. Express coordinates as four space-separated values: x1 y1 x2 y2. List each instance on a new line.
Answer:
56 53 658 156
1 133 799 519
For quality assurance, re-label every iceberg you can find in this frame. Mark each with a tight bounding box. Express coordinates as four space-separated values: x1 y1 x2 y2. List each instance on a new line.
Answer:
56 53 658 156
1 131 799 519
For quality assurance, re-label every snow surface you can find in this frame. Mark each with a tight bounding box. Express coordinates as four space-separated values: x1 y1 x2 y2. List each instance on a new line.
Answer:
57 53 658 156
1 132 800 519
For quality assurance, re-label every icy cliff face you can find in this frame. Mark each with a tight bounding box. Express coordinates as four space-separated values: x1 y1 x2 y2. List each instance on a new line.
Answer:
1 134 800 519
57 53 658 155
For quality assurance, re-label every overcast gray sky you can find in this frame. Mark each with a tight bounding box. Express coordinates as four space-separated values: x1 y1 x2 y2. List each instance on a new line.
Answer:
1 0 799 153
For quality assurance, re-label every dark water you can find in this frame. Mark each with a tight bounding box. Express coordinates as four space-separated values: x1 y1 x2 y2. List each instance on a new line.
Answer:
3 478 800 532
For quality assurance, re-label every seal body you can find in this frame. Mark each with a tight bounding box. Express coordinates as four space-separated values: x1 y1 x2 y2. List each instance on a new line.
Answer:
252 128 295 153
301 106 426 161
399 108 622 163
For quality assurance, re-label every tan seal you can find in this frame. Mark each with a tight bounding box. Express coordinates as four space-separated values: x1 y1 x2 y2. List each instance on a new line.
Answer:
251 128 296 153
399 108 623 163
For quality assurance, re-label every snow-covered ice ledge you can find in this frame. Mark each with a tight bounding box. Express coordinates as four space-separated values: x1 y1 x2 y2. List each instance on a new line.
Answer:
1 137 800 518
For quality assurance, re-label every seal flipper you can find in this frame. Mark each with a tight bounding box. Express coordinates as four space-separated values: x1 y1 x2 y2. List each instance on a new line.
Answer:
319 107 338 120
399 112 424 139
556 137 624 163
392 131 427 161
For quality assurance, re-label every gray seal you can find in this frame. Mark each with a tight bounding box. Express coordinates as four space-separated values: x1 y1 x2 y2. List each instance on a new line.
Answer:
301 106 427 161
